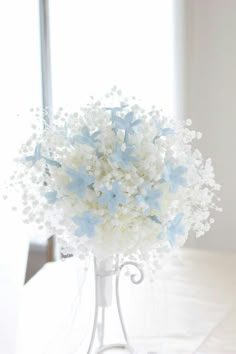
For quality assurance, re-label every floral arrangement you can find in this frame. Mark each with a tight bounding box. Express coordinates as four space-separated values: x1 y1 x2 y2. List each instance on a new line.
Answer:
8 88 221 271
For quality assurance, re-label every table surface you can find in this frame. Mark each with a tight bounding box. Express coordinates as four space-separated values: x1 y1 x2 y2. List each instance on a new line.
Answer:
16 248 236 354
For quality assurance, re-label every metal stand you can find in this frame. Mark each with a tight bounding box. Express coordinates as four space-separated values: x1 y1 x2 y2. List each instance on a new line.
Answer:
87 258 144 354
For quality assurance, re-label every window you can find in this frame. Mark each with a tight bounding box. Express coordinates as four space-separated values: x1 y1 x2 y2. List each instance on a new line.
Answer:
0 2 42 351
0 1 42 273
50 0 175 115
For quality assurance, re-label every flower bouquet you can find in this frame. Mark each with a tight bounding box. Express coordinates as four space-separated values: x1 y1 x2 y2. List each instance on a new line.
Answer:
7 88 221 352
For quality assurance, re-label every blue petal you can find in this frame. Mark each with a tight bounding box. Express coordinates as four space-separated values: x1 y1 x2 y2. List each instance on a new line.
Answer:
112 111 141 143
149 215 161 224
25 144 42 165
162 128 174 136
167 213 185 247
45 191 58 204
136 188 162 214
110 144 139 170
163 162 187 193
72 212 101 238
66 167 95 198
72 127 101 148
98 182 127 215
44 157 61 168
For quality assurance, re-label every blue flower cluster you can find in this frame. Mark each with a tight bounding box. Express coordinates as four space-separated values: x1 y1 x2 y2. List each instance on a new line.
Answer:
27 104 188 248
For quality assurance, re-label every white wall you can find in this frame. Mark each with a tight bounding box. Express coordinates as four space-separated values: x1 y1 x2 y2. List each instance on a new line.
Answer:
183 0 236 249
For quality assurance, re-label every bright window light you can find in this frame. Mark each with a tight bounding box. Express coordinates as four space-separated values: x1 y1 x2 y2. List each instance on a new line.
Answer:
0 2 42 350
50 0 175 115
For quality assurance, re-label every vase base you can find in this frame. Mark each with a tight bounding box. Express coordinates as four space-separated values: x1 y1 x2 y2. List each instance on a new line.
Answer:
95 343 134 353
88 258 143 354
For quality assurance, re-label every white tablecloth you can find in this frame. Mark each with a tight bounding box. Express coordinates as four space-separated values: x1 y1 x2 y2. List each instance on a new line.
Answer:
16 249 236 354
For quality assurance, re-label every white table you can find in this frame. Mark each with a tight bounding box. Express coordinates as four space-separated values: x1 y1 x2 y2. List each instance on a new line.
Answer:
16 249 236 354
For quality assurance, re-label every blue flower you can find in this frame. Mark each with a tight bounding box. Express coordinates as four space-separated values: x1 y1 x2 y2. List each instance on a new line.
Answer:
110 144 139 170
25 144 42 165
104 105 128 133
72 211 101 238
153 121 174 143
167 213 185 247
44 191 58 204
66 166 95 198
72 126 101 149
162 162 187 193
105 104 128 122
136 187 162 214
26 144 61 167
113 112 141 142
98 181 127 214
